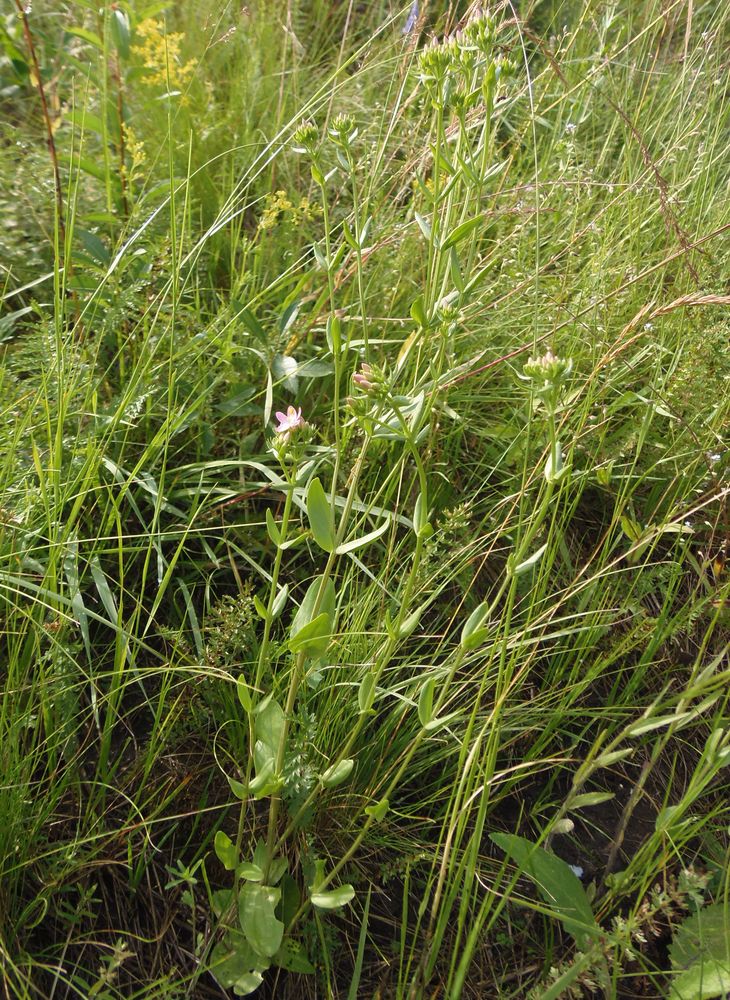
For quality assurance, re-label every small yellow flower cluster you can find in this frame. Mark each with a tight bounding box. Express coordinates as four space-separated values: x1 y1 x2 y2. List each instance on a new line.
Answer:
121 124 146 184
258 191 320 232
134 19 197 90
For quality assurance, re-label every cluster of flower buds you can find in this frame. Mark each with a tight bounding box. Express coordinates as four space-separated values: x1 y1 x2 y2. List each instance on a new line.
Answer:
347 362 389 427
351 362 387 395
417 9 515 112
461 7 497 55
291 120 319 157
523 349 573 412
327 113 358 150
523 349 573 385
435 296 462 328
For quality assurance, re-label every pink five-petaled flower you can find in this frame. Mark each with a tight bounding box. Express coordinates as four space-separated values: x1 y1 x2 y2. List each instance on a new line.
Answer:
275 405 304 440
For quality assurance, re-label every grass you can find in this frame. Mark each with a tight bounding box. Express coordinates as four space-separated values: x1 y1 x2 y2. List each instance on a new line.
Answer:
0 0 728 997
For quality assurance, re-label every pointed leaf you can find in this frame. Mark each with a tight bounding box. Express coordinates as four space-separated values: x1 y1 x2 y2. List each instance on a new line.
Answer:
266 508 281 545
320 758 354 788
418 677 435 727
460 602 489 650
336 516 390 555
237 674 252 713
271 584 288 620
255 698 285 755
358 673 376 714
214 831 239 872
414 212 432 241
310 884 355 910
291 576 336 639
307 477 335 552
288 611 331 656
491 833 599 948
511 542 548 577
237 862 264 882
441 214 483 252
410 294 428 328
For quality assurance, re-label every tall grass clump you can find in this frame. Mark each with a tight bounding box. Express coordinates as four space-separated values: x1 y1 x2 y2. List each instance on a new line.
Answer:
0 0 728 997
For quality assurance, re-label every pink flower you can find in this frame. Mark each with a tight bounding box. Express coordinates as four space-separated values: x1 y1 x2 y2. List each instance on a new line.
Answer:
275 405 304 440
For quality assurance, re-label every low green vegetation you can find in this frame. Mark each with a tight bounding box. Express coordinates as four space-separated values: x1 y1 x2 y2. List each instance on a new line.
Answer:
1 1 728 997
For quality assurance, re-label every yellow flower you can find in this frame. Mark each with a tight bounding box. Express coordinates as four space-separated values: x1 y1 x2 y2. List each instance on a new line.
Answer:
134 19 197 91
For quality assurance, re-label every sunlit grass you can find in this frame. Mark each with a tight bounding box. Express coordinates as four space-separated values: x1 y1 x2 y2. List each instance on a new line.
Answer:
0 1 728 997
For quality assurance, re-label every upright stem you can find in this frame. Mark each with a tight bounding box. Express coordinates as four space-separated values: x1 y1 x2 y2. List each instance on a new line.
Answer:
112 53 129 218
348 149 369 357
15 0 66 262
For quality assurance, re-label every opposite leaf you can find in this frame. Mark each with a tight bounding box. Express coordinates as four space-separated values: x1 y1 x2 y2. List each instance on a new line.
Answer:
491 832 599 949
307 477 335 552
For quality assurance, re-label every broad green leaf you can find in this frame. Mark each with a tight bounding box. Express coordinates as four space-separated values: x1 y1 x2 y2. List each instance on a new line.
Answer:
77 228 110 265
214 831 239 872
278 299 301 336
233 972 265 997
272 353 298 393
450 247 465 292
310 884 355 910
239 883 284 957
418 677 435 727
288 611 331 656
210 930 264 991
671 902 730 999
237 305 267 342
326 315 342 353
65 26 104 50
358 672 376 714
248 765 282 800
621 515 643 542
413 492 431 537
291 576 336 639
298 359 334 378
671 961 730 999
424 710 459 732
491 833 599 949
460 602 490 650
336 516 390 555
398 604 425 638
410 294 428 327
342 219 358 249
320 758 354 788
229 777 247 799
271 584 288 620
255 698 285 755
307 477 335 552
237 862 264 882
441 214 483 251
253 594 268 619
110 9 131 59
237 674 252 713
268 857 289 885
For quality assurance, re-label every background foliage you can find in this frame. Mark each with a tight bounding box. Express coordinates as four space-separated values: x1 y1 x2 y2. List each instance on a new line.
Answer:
0 0 728 997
